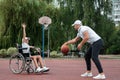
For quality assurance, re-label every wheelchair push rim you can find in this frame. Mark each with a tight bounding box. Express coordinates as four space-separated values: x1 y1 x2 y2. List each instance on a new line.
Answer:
9 53 25 74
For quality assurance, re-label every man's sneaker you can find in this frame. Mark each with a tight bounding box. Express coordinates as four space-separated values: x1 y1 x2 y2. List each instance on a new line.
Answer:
81 72 93 77
93 74 106 79
42 67 50 72
35 67 43 73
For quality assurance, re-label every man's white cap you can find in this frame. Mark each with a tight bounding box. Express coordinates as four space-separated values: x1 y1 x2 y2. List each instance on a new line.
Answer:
72 20 82 26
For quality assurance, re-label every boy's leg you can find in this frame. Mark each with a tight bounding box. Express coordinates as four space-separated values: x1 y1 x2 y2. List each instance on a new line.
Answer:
30 56 39 68
37 55 44 68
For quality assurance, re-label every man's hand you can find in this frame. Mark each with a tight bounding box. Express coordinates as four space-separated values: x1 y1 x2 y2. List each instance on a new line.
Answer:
77 43 82 50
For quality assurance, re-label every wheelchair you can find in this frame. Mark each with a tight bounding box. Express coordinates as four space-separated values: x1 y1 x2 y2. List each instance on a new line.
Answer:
9 43 34 74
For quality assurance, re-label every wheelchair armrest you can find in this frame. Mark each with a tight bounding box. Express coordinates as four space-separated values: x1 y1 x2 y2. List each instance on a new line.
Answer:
18 48 27 50
18 48 28 53
16 43 27 50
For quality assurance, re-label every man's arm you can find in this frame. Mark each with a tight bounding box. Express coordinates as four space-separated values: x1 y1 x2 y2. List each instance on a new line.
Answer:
77 31 89 50
63 37 80 45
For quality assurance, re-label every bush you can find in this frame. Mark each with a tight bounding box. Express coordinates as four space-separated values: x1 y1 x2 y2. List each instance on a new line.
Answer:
50 51 63 58
7 47 17 56
0 49 7 58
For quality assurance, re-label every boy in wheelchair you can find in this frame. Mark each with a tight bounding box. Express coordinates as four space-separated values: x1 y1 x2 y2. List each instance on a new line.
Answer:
22 23 49 73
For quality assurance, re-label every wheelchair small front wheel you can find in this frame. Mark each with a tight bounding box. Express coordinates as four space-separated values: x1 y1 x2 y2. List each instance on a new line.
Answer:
9 53 25 74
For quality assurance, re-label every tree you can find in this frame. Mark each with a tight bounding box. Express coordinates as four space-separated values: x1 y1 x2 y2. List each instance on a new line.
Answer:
0 0 47 48
0 0 119 54
107 28 120 54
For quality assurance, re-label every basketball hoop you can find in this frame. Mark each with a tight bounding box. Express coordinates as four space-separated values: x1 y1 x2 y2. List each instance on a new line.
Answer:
38 16 52 59
39 16 52 28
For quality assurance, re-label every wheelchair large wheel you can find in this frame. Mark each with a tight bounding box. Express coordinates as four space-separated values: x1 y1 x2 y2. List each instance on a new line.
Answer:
9 53 25 74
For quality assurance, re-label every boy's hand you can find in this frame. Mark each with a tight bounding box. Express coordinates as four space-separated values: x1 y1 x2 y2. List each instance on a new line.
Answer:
21 23 26 28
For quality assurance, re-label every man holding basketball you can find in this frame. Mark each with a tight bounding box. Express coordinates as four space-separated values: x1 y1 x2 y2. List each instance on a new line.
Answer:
63 20 106 79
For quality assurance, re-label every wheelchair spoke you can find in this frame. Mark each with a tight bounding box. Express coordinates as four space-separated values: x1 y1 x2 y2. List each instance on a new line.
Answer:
9 53 25 74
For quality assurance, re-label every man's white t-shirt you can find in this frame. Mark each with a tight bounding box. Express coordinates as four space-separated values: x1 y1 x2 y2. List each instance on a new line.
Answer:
22 42 30 53
77 26 101 44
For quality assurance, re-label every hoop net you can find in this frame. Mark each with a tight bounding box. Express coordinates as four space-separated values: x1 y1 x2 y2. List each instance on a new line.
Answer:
39 16 52 28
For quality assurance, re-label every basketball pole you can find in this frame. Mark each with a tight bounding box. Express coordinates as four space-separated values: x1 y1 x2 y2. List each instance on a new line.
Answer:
41 24 46 66
42 25 45 59
39 16 52 66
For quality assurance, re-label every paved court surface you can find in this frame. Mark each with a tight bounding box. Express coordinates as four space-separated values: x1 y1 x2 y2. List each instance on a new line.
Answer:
0 56 120 80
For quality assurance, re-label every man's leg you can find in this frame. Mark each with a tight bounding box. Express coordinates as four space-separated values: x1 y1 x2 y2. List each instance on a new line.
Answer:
92 40 106 79
81 46 93 77
85 46 92 71
91 40 103 73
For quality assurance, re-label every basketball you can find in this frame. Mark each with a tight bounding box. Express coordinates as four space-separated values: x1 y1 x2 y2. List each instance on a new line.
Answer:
61 45 69 55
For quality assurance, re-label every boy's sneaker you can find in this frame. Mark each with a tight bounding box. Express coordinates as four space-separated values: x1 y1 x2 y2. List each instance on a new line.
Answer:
35 67 43 73
42 67 50 72
93 74 106 79
81 72 93 77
